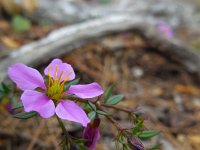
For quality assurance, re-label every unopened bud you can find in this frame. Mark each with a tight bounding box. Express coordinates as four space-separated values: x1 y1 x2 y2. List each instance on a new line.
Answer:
83 118 101 150
128 135 144 150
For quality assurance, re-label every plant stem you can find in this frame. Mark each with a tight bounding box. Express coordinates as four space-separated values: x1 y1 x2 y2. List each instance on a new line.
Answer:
68 96 134 114
101 103 134 114
97 106 123 131
56 116 72 149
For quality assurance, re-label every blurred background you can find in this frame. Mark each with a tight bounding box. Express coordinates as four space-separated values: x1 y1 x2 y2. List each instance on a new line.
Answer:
0 0 200 150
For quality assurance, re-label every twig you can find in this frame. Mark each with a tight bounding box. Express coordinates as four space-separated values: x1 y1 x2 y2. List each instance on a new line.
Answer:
100 109 122 130
101 103 135 114
68 96 135 114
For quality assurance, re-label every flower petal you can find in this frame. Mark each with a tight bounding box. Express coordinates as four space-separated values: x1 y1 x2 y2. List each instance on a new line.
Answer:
55 100 90 127
67 83 103 99
44 58 75 82
21 90 55 118
8 63 45 90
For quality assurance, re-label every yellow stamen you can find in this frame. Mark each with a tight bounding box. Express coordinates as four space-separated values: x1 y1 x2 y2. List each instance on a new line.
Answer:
54 65 59 79
58 70 65 82
46 65 72 103
61 71 72 87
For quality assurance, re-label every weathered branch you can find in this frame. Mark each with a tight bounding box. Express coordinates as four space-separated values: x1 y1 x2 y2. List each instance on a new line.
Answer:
10 0 200 33
1 15 200 82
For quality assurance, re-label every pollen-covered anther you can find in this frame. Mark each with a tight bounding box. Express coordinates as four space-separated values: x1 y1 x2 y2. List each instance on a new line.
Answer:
54 64 59 79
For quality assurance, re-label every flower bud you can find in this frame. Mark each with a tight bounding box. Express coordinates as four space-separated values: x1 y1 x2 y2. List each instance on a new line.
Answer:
83 118 100 150
128 135 144 150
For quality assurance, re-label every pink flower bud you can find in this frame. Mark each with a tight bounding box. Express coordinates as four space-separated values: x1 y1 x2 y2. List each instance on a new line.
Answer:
83 118 100 150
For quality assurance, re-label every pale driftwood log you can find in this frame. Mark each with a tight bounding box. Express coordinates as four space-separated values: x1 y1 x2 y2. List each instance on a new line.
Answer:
0 15 145 81
1 14 200 82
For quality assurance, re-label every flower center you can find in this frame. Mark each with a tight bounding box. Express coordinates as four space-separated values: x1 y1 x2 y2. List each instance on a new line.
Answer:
46 65 71 103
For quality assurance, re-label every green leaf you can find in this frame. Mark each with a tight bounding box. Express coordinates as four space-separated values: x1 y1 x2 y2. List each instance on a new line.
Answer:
84 103 91 112
64 78 80 90
12 102 23 110
88 111 96 120
96 110 110 116
84 102 96 112
106 94 124 105
14 111 37 119
11 15 31 32
147 143 161 150
79 145 88 150
0 83 10 94
132 120 143 134
122 144 128 150
88 102 96 111
104 85 114 101
138 131 159 140
73 139 87 144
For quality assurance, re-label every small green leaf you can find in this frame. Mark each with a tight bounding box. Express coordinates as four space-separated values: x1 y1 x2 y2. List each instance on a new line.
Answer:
132 120 143 134
104 85 114 101
79 145 88 150
122 144 128 150
88 102 96 111
88 111 96 120
138 130 159 140
84 103 91 112
1 83 10 94
106 94 124 105
12 102 23 110
96 110 110 116
14 111 37 119
11 15 31 32
64 78 80 90
73 139 87 144
147 143 161 150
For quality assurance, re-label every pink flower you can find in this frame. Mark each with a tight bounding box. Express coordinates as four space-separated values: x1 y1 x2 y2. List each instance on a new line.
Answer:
8 58 103 127
83 118 100 150
157 22 173 38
